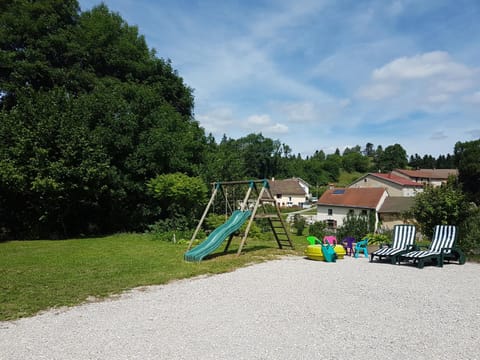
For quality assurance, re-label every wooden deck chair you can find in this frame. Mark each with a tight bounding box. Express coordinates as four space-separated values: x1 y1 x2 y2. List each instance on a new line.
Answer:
398 225 466 269
370 225 416 264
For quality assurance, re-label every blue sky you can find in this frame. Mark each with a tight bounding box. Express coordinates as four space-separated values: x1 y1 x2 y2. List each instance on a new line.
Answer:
78 0 480 158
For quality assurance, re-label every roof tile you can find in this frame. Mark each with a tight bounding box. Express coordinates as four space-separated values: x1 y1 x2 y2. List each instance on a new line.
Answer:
318 187 386 209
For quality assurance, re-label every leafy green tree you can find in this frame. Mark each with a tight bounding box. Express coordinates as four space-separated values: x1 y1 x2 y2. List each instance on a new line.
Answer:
308 221 327 239
454 139 480 204
407 179 470 238
459 206 480 255
336 212 369 242
376 144 407 172
0 1 205 238
364 142 374 157
323 153 341 182
147 173 208 225
0 88 113 238
0 0 81 108
342 152 369 173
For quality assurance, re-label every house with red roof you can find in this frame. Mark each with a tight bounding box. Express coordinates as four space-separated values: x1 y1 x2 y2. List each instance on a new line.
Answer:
348 172 424 196
315 187 388 231
391 168 458 187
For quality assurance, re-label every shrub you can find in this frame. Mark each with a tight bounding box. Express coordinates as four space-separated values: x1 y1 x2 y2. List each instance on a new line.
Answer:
336 212 369 242
364 232 390 245
293 214 306 236
459 206 480 255
308 221 327 239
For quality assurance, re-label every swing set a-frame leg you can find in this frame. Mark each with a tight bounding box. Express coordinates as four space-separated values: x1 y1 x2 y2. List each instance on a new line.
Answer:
236 185 267 256
187 183 220 250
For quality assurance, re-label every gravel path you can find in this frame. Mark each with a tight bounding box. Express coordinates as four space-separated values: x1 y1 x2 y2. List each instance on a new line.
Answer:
1 256 480 360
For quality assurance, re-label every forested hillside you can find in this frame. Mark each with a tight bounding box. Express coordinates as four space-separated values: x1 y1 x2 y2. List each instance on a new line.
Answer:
0 1 477 239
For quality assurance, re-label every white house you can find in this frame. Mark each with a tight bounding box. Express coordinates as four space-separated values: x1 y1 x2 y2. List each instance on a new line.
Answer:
316 187 388 231
268 178 311 207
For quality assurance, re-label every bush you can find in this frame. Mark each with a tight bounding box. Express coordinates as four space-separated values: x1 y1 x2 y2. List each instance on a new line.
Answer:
364 232 390 245
459 206 480 255
308 221 327 239
147 215 206 243
293 214 306 236
336 212 369 242
204 214 228 231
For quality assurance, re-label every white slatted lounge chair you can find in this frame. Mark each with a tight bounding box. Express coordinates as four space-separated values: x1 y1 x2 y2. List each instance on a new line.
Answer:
399 225 465 269
370 224 416 264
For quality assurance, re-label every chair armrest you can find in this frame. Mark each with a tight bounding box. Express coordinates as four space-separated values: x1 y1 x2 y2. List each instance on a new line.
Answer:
440 246 454 254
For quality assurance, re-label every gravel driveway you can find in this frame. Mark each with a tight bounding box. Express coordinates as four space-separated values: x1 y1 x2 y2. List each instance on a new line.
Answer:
1 256 479 359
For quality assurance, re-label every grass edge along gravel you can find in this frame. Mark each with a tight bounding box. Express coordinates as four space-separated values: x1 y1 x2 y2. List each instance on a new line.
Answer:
0 232 306 321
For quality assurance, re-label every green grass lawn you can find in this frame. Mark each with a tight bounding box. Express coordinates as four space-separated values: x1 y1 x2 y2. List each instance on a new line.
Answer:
0 232 308 321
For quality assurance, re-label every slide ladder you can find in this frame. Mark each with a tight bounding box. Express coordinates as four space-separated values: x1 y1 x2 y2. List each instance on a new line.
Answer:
268 217 294 249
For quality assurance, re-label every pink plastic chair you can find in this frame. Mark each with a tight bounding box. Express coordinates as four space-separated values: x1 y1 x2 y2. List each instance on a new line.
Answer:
323 235 337 245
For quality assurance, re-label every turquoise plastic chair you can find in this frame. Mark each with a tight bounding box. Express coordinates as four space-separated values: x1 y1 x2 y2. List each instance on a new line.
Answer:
354 238 369 258
321 243 337 262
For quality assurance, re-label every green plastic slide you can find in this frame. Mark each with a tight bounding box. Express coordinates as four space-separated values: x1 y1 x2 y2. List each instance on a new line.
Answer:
184 210 252 262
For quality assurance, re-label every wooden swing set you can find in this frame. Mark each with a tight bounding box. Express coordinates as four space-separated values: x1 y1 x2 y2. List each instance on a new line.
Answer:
187 179 294 256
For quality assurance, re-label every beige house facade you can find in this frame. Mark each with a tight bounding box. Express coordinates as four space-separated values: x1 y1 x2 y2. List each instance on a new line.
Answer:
349 172 423 196
392 169 458 187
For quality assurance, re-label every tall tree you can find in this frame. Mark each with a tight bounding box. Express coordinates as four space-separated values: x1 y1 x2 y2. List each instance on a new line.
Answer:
0 1 205 238
408 179 470 238
376 144 407 172
454 139 480 204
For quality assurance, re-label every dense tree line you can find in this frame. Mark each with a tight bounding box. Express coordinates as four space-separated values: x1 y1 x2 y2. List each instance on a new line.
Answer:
0 1 477 239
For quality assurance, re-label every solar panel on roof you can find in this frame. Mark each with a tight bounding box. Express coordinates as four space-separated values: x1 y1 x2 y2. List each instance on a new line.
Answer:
333 189 345 194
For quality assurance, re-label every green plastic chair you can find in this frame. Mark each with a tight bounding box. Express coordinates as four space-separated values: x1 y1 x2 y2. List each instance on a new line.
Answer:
306 236 321 245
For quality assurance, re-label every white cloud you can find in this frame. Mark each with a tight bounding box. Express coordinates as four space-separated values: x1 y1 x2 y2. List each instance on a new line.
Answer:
280 102 317 123
372 51 473 80
246 114 271 126
357 82 399 100
196 107 236 134
266 123 289 134
244 114 289 135
358 51 479 110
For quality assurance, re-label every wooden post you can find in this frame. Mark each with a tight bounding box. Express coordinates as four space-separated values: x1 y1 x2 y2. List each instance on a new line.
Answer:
187 183 220 250
236 184 266 256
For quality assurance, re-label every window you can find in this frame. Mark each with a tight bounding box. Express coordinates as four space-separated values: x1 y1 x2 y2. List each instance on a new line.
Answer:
348 209 354 215
324 219 337 230
361 210 367 216
327 209 333 216
276 194 282 199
